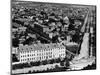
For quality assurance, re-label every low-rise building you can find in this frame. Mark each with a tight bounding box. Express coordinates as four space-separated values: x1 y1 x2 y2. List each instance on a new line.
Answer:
12 47 18 54
34 24 50 33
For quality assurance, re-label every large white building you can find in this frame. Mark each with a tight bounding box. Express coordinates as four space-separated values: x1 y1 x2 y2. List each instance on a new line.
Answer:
18 43 66 63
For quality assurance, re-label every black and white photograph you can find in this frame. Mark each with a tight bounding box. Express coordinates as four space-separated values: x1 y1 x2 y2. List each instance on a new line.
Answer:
11 0 96 75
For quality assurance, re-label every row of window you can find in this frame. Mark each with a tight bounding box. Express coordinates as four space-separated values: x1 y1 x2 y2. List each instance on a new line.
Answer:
20 58 35 62
20 53 65 62
20 50 65 55
20 52 53 57
20 56 51 62
21 54 35 57
20 53 52 58
21 52 65 58
20 51 65 58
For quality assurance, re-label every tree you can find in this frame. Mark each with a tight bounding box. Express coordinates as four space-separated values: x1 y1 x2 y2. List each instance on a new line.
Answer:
12 38 19 47
65 58 70 68
60 61 64 66
28 70 31 73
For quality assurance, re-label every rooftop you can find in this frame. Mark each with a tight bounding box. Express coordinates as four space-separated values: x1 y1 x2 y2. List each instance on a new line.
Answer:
19 43 65 52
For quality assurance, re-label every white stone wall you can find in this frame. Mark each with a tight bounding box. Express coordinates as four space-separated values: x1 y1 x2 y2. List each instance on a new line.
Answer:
19 47 66 63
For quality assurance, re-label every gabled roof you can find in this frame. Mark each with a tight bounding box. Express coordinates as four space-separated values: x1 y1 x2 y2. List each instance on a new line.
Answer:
19 43 65 52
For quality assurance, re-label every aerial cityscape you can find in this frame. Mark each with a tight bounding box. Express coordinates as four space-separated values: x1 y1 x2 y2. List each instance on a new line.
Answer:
11 0 96 75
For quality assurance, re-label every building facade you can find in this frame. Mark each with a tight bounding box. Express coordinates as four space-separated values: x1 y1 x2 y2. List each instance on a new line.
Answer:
18 43 66 63
12 47 18 54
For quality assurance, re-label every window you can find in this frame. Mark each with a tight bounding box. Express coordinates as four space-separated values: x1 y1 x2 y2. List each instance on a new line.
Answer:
34 58 35 60
32 58 34 60
27 58 29 61
49 56 52 58
40 57 41 60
